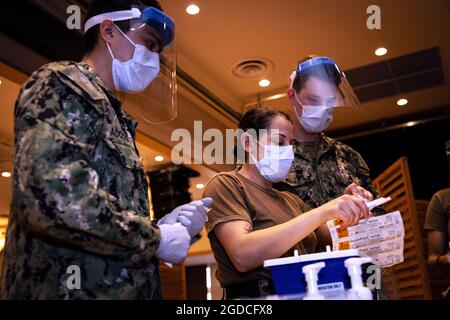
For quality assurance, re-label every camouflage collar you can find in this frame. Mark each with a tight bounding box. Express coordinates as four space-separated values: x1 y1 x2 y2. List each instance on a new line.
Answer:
294 133 337 161
319 133 338 150
76 62 116 99
77 62 138 129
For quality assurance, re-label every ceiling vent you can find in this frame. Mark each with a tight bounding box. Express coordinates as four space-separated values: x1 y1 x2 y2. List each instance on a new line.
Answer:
231 58 274 79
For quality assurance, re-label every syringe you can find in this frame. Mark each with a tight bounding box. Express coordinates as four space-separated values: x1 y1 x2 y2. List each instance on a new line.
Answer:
366 197 392 211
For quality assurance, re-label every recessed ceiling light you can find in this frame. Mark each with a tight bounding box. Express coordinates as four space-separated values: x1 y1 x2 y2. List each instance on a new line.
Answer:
186 4 200 15
196 183 205 190
1 172 11 178
259 79 271 88
375 47 388 56
154 156 165 162
397 98 408 106
405 121 417 127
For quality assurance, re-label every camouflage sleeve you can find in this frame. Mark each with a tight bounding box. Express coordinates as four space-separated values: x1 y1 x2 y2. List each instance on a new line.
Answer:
353 150 386 215
13 69 160 268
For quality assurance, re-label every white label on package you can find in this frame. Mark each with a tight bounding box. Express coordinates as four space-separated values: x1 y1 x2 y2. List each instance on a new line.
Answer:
327 211 405 268
331 226 404 249
317 282 346 300
370 249 404 267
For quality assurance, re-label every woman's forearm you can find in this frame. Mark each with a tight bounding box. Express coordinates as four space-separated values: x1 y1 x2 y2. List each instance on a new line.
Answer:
233 208 329 272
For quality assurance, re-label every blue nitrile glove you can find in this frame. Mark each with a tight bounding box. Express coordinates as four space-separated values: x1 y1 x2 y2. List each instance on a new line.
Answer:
177 198 213 237
156 223 190 264
158 198 213 237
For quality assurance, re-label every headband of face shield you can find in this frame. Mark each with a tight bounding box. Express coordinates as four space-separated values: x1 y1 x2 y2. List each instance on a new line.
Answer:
84 7 177 124
290 57 362 108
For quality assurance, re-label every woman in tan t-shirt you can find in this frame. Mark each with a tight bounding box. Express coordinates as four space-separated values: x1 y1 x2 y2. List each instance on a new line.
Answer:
203 106 372 299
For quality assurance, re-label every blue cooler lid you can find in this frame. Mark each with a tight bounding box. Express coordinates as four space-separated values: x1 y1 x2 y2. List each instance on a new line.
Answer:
264 249 360 268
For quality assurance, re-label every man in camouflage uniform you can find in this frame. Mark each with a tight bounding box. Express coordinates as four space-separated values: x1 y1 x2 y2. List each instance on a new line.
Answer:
279 133 383 214
276 55 383 215
0 0 210 299
277 55 388 300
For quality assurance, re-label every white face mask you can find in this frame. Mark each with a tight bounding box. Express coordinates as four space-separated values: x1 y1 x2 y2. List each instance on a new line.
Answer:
106 25 160 93
249 139 295 183
294 95 334 133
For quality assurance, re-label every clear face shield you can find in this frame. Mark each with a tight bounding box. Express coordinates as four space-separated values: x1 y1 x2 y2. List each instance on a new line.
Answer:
289 57 361 132
84 6 177 124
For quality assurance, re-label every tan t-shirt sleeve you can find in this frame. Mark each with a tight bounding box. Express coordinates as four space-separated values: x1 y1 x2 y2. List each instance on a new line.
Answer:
424 191 449 233
282 191 312 214
298 197 312 213
203 174 252 234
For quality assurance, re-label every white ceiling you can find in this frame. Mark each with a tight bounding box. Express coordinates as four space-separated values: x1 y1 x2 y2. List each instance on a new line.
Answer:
161 0 450 130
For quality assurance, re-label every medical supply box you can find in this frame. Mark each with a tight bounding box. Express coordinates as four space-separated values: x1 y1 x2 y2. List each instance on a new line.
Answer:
264 249 361 295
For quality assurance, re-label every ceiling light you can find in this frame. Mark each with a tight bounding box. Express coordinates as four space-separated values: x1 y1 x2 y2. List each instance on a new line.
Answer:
196 183 205 190
186 4 200 15
154 156 165 162
1 172 11 178
397 98 408 106
375 47 388 56
259 79 271 88
405 121 417 127
0 80 2 85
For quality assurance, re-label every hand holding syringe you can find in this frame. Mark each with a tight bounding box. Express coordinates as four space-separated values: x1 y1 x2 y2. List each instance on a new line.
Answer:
365 197 391 216
350 196 391 220
163 198 213 268
343 183 390 218
330 196 392 228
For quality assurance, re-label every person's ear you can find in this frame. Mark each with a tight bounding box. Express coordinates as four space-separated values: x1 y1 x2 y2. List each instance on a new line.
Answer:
287 88 296 104
240 133 252 154
99 20 116 44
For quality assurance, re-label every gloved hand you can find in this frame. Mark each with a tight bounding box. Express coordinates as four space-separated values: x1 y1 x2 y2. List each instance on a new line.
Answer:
158 198 213 237
156 223 190 264
177 198 213 237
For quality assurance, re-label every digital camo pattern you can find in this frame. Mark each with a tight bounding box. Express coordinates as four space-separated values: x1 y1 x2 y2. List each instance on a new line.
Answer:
0 61 162 300
276 133 384 215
